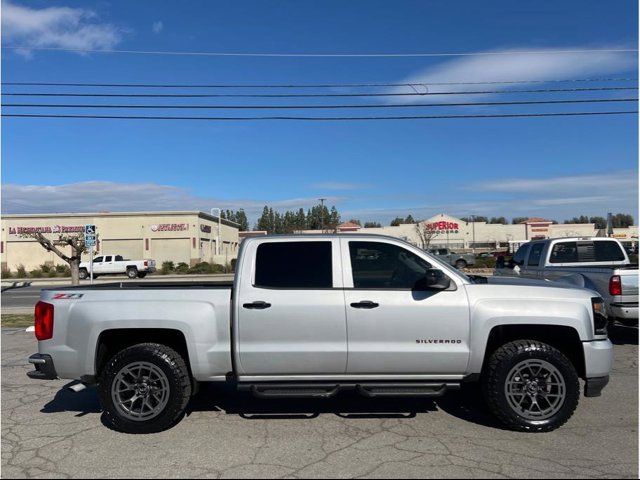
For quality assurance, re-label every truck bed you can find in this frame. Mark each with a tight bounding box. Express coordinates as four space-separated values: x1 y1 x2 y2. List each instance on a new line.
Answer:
47 281 235 290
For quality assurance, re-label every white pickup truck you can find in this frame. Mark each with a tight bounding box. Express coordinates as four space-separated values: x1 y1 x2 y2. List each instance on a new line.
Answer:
495 237 638 326
28 234 612 434
78 254 157 280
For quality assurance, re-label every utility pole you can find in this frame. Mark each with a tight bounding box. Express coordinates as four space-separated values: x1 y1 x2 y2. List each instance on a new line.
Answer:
210 207 221 257
319 198 326 232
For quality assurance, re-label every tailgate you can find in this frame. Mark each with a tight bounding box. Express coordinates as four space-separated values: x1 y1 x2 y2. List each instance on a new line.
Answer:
620 271 639 295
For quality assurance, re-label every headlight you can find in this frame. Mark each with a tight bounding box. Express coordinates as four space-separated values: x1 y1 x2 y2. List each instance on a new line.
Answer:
591 297 608 336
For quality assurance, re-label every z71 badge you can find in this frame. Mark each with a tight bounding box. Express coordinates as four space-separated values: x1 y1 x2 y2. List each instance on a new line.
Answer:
52 293 84 299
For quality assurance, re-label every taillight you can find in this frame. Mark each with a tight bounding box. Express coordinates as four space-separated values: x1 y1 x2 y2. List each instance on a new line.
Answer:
34 301 54 341
144 260 148 267
609 275 622 296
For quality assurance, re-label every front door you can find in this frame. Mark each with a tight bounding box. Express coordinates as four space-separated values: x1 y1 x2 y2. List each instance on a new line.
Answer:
236 239 348 376
341 239 470 375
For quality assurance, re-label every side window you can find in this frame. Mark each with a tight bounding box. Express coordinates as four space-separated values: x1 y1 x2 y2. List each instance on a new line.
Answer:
349 241 433 289
104 256 112 262
115 255 124 261
93 256 103 263
254 241 332 288
528 243 544 266
594 241 626 262
549 242 578 263
512 244 530 266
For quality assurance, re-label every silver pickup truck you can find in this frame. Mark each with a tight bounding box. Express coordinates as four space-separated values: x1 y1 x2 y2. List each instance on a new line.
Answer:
495 237 638 326
428 248 475 269
28 234 612 434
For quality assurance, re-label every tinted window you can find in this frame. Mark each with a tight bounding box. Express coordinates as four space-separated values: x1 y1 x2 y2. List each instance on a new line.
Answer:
594 240 625 262
528 243 544 266
104 256 112 262
255 241 332 288
115 255 124 261
350 241 433 289
93 256 103 263
512 244 530 266
549 242 578 263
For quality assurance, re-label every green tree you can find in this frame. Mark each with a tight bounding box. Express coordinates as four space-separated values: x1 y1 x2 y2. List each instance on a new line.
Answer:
511 217 528 224
489 217 507 224
589 216 607 229
364 221 381 228
612 213 634 228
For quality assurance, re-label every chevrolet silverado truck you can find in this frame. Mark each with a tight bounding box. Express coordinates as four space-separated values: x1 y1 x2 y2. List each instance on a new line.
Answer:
495 237 638 326
28 234 612 434
78 254 157 280
428 248 476 269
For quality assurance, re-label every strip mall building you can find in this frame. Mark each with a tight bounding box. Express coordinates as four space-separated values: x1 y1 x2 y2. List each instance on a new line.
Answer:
342 214 639 251
1 211 240 271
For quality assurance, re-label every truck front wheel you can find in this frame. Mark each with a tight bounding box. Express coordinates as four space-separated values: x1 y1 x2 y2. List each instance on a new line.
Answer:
98 343 192 434
78 268 88 280
454 259 467 269
482 340 580 432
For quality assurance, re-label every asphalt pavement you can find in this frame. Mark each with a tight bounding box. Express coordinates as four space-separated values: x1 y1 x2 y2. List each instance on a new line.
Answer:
1 326 637 478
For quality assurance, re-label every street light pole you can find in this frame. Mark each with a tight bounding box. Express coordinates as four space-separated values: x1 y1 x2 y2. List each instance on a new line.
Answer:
319 198 326 232
210 207 221 257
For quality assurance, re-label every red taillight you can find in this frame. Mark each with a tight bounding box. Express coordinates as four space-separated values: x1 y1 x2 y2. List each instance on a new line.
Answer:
144 260 148 267
34 301 54 341
609 275 622 296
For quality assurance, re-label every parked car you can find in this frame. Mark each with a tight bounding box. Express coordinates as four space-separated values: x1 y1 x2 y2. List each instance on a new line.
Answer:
79 254 156 280
29 234 611 434
495 237 638 326
428 248 476 269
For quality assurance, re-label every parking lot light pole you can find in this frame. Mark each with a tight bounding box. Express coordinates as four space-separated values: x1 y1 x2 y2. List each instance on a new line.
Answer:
210 208 221 256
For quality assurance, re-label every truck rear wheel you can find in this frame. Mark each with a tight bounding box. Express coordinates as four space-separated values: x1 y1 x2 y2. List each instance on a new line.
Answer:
126 267 138 279
455 259 467 269
98 343 192 434
482 340 579 432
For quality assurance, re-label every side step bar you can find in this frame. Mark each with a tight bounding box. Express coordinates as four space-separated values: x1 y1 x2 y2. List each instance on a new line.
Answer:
238 382 460 399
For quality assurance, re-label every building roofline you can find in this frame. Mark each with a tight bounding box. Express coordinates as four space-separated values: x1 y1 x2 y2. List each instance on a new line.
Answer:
2 210 240 228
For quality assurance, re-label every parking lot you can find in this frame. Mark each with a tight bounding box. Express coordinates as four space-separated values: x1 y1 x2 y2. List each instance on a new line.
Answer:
1 326 637 479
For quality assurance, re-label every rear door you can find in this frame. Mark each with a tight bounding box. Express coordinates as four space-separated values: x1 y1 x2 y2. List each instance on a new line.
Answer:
236 238 347 376
521 242 545 278
341 239 470 375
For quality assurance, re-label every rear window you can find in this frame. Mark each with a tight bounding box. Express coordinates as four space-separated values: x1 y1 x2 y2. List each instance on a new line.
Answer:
594 240 626 262
549 242 578 263
513 244 530 266
528 243 544 266
255 241 332 288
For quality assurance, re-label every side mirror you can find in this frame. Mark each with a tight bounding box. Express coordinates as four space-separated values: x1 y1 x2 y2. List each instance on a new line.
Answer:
414 269 451 291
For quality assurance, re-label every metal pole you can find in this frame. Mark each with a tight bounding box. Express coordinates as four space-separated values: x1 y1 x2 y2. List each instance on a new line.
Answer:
210 208 221 256
89 245 94 284
471 215 476 253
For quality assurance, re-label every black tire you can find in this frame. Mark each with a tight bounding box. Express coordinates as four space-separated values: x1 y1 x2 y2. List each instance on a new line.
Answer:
126 267 138 279
98 343 192 434
482 340 580 432
137 272 147 278
78 268 88 280
455 259 467 269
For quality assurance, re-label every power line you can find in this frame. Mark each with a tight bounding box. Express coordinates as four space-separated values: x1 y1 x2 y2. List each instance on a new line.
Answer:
3 77 637 89
2 45 638 58
4 98 637 110
3 111 636 121
3 86 637 98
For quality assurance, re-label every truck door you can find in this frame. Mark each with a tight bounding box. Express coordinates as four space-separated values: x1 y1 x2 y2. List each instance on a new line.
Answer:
341 239 470 375
522 242 545 278
236 239 347 375
92 256 105 274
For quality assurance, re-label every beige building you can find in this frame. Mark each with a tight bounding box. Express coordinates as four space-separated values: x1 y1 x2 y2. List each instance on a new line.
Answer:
1 211 240 271
301 214 638 252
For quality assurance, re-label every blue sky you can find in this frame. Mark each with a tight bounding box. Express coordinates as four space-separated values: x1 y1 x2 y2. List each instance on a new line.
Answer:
1 0 638 225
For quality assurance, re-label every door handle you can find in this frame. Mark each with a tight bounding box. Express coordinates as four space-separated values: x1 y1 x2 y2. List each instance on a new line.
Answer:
350 300 379 309
243 301 272 310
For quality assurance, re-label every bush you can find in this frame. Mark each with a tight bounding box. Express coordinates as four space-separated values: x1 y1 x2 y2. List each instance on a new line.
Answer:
1 267 12 279
160 261 175 275
29 269 44 278
175 262 190 274
471 257 497 269
40 264 52 274
16 264 27 278
55 264 68 274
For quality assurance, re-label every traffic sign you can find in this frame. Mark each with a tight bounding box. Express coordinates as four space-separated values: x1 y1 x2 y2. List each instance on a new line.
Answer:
85 224 96 235
85 235 96 247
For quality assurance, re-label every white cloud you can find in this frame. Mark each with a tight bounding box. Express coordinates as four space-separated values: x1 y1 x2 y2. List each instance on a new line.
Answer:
1 182 345 223
389 47 637 103
1 0 122 54
152 21 163 34
473 171 637 193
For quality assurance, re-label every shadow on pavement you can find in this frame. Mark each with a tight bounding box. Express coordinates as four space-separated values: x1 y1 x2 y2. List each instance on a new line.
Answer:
609 325 638 346
41 381 101 417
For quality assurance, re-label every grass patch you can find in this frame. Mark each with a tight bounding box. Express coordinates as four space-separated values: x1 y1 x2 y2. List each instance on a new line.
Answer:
1 314 34 328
